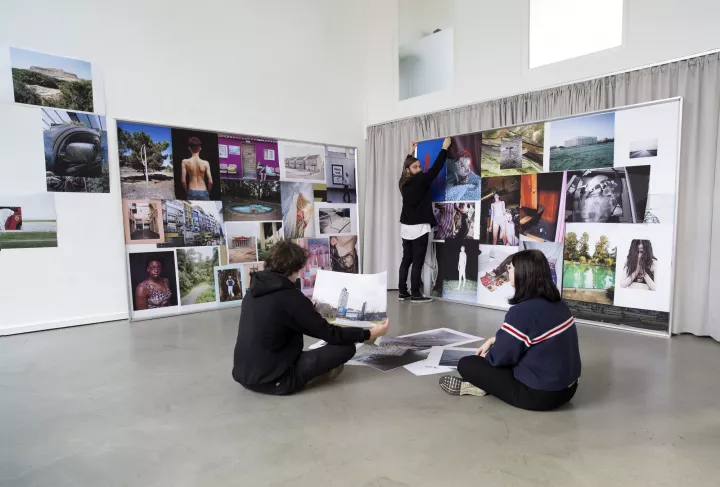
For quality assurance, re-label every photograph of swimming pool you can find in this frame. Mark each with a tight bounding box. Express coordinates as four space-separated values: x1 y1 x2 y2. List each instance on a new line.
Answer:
562 223 618 305
220 180 282 222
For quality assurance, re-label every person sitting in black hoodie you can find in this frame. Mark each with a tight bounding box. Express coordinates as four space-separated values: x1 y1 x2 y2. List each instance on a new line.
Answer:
233 241 390 395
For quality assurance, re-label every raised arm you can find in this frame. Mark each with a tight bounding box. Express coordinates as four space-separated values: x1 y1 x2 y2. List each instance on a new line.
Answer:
425 137 452 186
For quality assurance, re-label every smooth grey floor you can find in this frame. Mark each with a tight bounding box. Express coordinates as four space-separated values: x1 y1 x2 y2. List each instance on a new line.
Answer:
2 295 720 487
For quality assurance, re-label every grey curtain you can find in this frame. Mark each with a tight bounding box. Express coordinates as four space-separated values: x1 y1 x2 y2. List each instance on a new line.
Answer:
362 52 720 340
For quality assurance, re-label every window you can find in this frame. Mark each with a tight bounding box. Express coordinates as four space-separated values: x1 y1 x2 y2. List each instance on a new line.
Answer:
529 0 623 69
264 149 276 160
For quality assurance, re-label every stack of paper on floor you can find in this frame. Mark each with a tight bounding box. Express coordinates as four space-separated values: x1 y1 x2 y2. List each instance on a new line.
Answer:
312 270 387 328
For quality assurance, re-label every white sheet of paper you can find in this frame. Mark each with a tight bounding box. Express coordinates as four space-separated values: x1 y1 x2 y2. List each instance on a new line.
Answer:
426 346 478 368
403 359 452 376
334 318 375 329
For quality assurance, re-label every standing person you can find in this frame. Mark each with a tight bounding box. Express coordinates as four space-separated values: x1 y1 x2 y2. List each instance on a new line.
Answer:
398 136 452 303
226 275 236 298
439 250 581 412
233 241 390 395
457 245 467 291
490 193 506 245
181 137 213 201
343 172 352 202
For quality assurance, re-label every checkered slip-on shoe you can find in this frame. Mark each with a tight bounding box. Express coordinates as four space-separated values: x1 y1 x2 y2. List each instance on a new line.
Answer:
439 375 487 397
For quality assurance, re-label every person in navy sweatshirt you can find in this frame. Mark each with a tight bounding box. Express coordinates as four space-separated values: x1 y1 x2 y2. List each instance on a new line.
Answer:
439 249 581 411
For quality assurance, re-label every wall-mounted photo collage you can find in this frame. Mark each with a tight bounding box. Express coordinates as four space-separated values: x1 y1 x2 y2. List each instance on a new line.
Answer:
118 121 361 320
420 99 681 335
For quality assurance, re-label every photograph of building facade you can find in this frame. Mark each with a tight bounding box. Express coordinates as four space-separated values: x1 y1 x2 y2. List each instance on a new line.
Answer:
126 201 160 240
161 200 186 246
284 154 324 173
565 136 598 147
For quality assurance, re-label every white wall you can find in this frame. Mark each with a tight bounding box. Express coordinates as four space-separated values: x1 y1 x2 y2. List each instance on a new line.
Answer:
0 0 370 334
366 0 720 125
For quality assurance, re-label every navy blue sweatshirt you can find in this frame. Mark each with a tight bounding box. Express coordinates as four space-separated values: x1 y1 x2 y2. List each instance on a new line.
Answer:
486 298 581 391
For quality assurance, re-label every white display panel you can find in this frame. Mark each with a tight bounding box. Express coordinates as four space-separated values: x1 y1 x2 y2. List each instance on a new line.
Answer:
419 98 682 336
116 119 361 322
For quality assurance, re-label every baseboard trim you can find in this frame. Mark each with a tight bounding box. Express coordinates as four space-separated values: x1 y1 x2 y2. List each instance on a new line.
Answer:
0 313 129 336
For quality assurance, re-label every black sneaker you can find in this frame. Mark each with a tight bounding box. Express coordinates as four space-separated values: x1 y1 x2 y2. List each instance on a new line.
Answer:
439 375 486 396
398 291 411 301
411 294 433 303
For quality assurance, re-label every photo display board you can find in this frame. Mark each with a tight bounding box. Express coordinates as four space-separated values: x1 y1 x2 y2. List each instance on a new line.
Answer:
116 120 360 321
418 98 682 335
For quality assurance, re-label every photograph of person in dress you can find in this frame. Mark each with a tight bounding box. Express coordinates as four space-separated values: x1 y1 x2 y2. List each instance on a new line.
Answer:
619 239 657 291
330 235 359 274
129 252 178 311
480 176 521 246
281 182 315 238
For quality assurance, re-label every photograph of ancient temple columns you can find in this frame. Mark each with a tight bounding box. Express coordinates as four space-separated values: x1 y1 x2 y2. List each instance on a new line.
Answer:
123 199 164 244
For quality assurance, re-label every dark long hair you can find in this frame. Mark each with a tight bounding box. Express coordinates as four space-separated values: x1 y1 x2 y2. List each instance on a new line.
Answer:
624 240 656 276
508 249 561 305
399 155 420 190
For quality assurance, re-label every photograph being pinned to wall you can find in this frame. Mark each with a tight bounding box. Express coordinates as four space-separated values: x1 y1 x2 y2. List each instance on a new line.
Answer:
481 123 544 177
562 224 618 305
9 47 98 113
278 141 327 183
565 165 650 223
0 193 57 250
548 112 615 171
43 108 109 193
312 270 387 328
441 238 480 303
226 222 260 264
330 235 359 274
128 251 179 312
218 134 279 181
293 237 330 295
214 264 244 306
415 138 446 202
326 146 356 203
480 176 521 246
117 121 175 200
122 200 164 245
171 129 222 201
177 247 220 307
315 203 356 235
281 182 315 238
477 244 517 309
221 180 282 222
444 134 482 201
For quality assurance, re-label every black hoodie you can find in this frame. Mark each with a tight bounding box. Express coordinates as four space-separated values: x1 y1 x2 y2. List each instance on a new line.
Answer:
232 271 371 386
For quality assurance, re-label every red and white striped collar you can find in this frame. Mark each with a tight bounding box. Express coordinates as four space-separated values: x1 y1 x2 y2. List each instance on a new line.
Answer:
501 316 575 347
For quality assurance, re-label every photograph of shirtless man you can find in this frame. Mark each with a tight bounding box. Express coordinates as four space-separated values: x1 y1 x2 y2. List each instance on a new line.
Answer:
172 130 221 201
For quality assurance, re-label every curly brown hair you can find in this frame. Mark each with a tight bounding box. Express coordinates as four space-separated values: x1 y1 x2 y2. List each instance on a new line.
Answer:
265 240 309 276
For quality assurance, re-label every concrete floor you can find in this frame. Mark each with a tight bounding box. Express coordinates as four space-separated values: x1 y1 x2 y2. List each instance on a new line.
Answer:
2 295 720 487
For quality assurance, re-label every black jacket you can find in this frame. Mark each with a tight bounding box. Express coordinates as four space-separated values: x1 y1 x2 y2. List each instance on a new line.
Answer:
400 149 447 226
232 271 370 386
